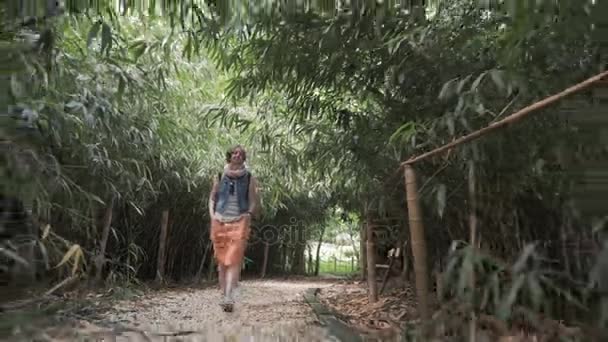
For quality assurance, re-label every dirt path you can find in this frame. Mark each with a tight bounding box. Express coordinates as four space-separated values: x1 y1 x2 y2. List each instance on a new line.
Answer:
85 279 339 341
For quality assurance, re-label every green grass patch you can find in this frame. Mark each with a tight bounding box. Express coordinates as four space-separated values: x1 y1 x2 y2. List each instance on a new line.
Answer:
316 259 359 275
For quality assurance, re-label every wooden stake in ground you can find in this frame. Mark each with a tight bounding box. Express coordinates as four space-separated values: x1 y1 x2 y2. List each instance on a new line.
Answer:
365 204 378 303
403 165 430 321
156 210 169 284
95 196 114 284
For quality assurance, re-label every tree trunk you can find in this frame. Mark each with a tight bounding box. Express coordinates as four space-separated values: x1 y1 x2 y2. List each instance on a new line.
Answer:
404 165 430 321
366 206 378 303
261 241 270 278
314 225 326 276
95 197 114 284
155 210 169 284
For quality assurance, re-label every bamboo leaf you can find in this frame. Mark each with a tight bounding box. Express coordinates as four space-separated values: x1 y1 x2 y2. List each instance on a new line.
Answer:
41 224 51 240
56 244 81 269
436 184 447 218
0 247 29 267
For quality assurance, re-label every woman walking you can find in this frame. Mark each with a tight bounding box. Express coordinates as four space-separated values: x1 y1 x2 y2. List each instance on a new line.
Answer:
208 145 259 312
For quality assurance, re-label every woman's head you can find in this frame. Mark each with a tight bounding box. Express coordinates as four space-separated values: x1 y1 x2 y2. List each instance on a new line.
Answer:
226 145 247 164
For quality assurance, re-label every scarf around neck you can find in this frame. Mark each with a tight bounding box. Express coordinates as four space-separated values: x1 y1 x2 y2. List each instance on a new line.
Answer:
223 163 248 179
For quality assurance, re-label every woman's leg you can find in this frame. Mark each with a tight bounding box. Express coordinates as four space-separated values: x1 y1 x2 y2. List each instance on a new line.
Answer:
218 264 227 294
225 263 241 299
223 217 249 303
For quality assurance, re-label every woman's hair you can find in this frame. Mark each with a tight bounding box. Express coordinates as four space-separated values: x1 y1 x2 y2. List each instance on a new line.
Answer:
225 145 247 163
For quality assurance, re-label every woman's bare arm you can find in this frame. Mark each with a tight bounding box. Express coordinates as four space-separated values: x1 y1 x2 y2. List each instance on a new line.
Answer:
209 177 219 218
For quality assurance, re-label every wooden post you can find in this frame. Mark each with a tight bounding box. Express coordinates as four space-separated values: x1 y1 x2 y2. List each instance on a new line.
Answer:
261 240 270 278
156 210 169 284
366 205 378 303
95 197 114 284
404 164 430 321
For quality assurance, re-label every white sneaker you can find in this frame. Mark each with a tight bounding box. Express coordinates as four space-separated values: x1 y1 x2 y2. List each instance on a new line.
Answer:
220 295 234 312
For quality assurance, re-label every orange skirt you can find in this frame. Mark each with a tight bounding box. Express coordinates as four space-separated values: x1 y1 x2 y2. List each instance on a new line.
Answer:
211 216 250 267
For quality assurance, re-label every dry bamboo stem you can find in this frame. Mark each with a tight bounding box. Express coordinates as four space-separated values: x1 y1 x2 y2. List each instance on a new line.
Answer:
379 254 396 295
402 70 608 166
404 165 430 321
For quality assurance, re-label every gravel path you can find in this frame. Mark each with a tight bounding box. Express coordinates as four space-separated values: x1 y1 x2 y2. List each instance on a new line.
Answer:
92 279 339 341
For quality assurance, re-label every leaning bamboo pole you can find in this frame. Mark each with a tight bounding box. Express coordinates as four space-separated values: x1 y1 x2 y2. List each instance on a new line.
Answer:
402 70 608 166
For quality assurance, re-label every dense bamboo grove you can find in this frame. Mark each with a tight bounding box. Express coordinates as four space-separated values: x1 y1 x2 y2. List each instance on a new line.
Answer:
2 0 607 339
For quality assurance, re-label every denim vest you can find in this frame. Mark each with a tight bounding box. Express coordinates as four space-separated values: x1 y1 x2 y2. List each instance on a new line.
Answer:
215 172 250 215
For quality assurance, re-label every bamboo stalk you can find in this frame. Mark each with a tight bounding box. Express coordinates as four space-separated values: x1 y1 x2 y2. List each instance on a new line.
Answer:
195 242 211 282
365 204 378 303
404 165 430 321
207 256 215 281
155 210 169 284
402 70 608 166
261 240 270 278
468 159 478 342
360 221 367 279
95 196 114 284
